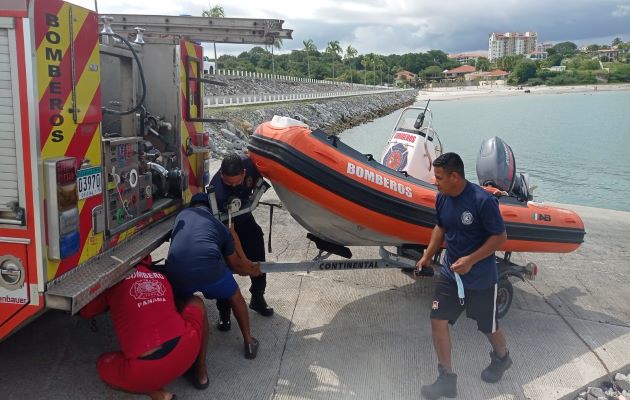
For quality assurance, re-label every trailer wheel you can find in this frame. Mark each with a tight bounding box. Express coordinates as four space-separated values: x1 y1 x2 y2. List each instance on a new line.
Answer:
496 278 513 320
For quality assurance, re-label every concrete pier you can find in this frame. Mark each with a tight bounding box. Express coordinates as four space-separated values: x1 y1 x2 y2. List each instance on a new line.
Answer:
0 187 628 399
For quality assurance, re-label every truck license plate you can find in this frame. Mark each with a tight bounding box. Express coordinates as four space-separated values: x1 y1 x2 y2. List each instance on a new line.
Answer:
77 167 102 200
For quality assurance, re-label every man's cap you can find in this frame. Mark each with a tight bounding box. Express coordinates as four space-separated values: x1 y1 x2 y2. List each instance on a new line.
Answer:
189 192 210 208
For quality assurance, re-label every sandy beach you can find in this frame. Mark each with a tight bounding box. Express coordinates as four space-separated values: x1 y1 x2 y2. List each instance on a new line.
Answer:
417 83 630 101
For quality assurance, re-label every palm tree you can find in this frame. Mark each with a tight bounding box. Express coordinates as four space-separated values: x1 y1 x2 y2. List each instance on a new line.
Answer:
361 54 373 85
364 53 378 85
266 38 283 75
201 4 224 73
326 40 342 79
345 45 358 84
303 39 317 79
375 56 386 85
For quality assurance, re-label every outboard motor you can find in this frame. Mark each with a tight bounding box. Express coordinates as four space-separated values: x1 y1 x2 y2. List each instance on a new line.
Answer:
476 137 533 202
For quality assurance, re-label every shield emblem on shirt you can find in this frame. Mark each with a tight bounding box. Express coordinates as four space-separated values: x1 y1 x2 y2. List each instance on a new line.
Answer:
461 211 473 225
130 280 166 300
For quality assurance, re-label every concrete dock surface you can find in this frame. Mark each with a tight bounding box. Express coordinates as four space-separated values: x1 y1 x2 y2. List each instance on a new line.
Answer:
1 191 628 399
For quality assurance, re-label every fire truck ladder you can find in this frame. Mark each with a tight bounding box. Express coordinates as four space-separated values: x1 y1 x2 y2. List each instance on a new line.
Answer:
100 14 293 45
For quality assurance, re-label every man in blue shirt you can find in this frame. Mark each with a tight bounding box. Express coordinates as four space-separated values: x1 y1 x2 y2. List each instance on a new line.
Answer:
210 153 274 332
416 152 511 399
166 192 262 360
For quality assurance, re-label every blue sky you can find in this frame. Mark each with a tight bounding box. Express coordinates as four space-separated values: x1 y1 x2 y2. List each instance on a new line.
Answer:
75 0 630 56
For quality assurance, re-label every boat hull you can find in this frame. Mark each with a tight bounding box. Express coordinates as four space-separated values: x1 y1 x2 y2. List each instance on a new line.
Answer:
249 122 586 253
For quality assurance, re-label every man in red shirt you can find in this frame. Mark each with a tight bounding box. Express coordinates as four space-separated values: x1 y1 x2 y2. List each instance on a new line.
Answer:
80 256 209 400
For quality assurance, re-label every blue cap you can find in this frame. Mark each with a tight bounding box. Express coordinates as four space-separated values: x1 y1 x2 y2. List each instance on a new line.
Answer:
190 192 210 208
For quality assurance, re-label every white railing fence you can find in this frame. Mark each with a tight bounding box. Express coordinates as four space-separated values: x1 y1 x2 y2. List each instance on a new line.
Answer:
204 88 417 108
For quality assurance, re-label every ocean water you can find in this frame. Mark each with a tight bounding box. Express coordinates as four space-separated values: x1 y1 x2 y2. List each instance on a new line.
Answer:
340 90 630 212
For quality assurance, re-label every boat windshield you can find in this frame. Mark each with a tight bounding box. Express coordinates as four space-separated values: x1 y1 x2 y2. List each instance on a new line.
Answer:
394 107 431 135
390 106 443 157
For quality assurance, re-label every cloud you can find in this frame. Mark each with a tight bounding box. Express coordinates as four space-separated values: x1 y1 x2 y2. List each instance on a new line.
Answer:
68 0 630 54
612 5 630 17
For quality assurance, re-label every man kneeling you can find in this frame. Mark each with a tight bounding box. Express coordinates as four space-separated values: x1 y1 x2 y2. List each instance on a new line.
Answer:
80 256 209 400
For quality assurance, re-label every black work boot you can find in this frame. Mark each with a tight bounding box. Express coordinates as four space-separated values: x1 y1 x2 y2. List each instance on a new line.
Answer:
249 294 274 317
216 302 231 332
481 350 512 383
421 364 457 399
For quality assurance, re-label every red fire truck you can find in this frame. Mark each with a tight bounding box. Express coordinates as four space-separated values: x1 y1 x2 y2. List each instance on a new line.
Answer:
0 0 290 340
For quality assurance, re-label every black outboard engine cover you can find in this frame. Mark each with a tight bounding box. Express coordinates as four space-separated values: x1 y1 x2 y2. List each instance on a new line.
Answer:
476 136 516 192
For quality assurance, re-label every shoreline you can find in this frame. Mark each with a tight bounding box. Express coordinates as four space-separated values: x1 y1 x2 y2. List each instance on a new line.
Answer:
417 83 630 101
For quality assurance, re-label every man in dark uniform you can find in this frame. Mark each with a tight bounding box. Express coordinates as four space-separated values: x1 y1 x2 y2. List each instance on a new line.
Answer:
210 152 274 332
416 152 511 399
165 192 261 359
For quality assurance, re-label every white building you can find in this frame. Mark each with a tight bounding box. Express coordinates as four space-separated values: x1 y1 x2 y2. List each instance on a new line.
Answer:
527 50 548 61
488 32 537 62
448 52 488 65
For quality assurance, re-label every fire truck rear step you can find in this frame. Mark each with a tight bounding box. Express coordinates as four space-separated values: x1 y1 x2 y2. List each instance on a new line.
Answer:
45 215 175 314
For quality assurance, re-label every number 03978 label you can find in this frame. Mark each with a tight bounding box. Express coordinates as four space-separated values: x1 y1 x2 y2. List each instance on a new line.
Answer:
77 167 103 200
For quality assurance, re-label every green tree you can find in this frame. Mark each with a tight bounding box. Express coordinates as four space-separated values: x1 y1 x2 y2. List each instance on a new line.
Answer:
375 55 386 85
303 39 317 79
552 41 578 57
609 64 630 82
496 54 524 72
423 65 443 80
361 54 373 84
475 57 491 72
426 49 449 65
326 40 342 79
266 38 283 75
512 60 537 84
201 4 224 71
612 37 623 47
345 45 358 83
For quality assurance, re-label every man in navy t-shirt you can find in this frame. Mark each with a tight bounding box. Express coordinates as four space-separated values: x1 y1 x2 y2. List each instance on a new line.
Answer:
416 152 511 399
166 193 262 360
210 153 274 332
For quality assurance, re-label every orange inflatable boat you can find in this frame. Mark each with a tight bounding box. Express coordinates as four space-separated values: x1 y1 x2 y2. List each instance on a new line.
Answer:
248 110 585 253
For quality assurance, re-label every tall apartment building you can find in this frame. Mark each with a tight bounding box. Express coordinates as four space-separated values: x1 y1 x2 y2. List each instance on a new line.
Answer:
488 32 537 62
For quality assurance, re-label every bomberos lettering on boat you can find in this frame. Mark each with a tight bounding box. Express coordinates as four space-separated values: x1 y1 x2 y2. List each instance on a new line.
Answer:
346 162 413 198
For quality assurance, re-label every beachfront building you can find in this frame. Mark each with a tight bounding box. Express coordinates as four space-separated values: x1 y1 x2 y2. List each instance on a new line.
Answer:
465 69 510 85
394 70 417 87
448 52 488 65
489 31 537 62
443 65 476 80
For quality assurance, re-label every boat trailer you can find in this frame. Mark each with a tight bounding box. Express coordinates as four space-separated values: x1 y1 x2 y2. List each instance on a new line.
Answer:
209 180 538 319
258 229 538 319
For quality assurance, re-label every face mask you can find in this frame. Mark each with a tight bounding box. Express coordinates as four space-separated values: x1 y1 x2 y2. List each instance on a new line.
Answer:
454 272 465 305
